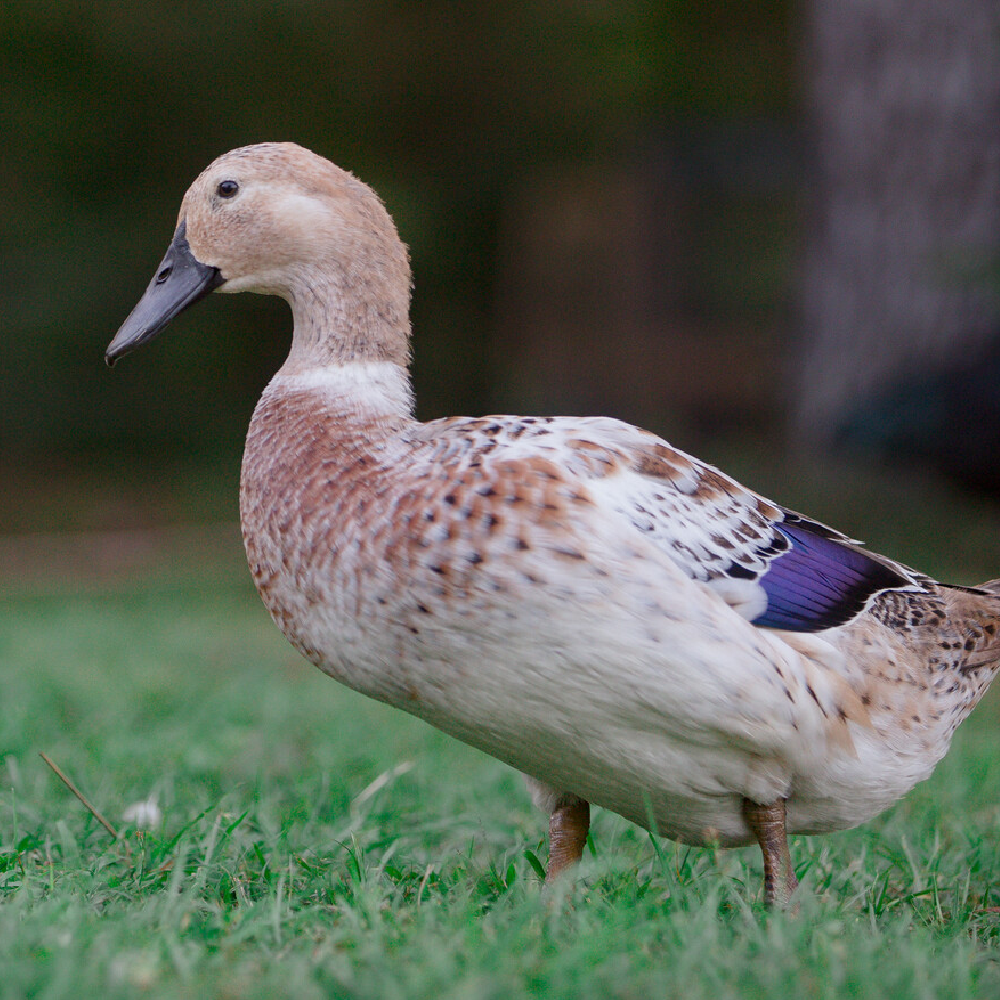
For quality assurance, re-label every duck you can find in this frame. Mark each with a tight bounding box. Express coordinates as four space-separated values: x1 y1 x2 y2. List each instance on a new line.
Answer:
106 142 1000 906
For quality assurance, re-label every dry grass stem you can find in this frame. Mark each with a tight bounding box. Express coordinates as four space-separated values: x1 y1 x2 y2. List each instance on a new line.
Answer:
39 751 120 840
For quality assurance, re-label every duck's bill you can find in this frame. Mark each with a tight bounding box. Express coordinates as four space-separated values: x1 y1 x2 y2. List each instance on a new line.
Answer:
105 220 225 366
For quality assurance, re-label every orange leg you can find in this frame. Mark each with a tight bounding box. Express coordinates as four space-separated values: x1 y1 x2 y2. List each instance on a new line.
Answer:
546 796 590 883
743 797 798 907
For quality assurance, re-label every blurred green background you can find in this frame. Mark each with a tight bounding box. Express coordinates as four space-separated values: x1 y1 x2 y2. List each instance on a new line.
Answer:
2 0 997 543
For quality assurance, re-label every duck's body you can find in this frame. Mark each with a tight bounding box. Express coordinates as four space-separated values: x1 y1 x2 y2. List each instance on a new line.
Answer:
109 143 1000 903
240 364 999 849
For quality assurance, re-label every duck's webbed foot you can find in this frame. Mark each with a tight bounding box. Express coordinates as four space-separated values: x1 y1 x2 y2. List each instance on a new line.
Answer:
742 796 798 907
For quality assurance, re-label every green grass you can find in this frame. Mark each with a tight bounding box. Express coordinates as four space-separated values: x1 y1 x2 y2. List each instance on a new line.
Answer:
3 538 1000 999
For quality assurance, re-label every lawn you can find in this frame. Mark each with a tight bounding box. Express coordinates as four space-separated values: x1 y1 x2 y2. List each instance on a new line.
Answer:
3 466 1000 999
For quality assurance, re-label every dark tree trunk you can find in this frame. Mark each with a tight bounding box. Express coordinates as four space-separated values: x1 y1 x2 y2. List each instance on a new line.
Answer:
794 0 1000 451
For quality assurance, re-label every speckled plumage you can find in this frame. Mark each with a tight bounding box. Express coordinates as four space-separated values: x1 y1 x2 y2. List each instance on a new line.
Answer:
238 364 1000 849
109 143 1000 902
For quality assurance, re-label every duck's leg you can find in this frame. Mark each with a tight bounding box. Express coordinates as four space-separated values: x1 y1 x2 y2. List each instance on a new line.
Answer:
742 797 798 907
546 794 590 883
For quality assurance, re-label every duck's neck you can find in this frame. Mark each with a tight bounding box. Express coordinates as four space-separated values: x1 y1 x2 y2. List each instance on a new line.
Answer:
267 359 416 432
253 250 416 429
281 261 411 372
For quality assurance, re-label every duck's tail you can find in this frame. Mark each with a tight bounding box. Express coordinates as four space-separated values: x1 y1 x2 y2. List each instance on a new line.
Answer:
950 579 1000 675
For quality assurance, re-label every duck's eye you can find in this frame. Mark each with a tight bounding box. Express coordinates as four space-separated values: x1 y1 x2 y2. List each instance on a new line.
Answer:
217 179 239 199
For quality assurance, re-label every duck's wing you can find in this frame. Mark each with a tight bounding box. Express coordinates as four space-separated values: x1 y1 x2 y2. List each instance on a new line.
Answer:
569 417 924 632
412 414 921 634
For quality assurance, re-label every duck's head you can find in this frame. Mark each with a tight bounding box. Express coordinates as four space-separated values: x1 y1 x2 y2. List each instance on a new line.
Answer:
106 142 411 368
